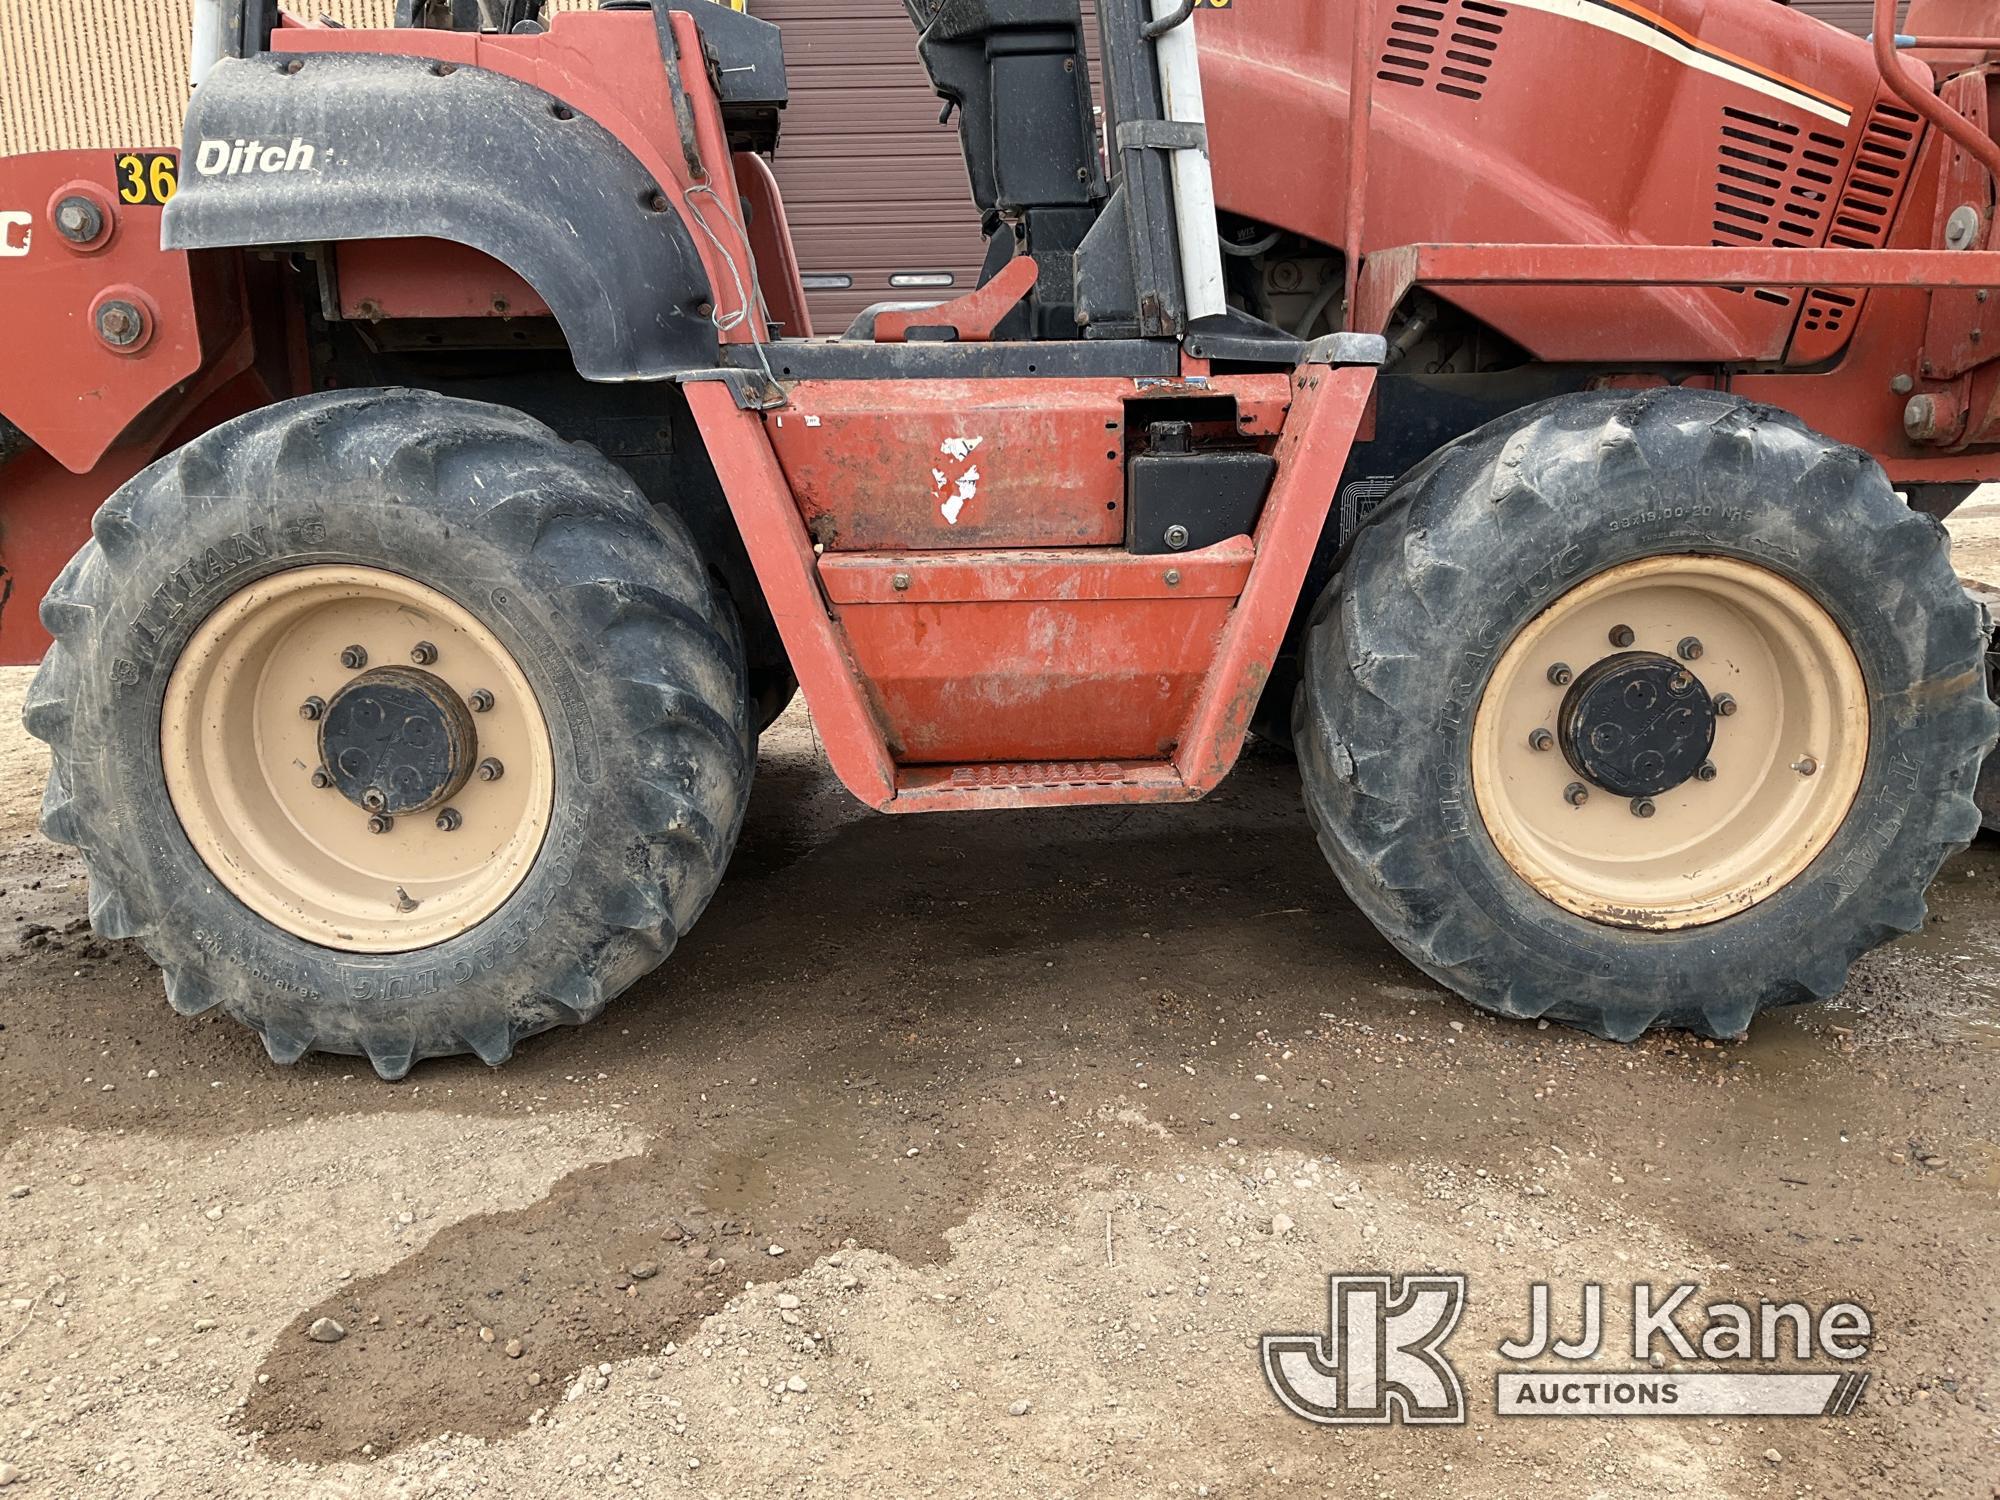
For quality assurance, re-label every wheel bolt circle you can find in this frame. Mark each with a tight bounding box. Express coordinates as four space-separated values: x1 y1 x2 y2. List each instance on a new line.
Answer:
1630 797 1657 818
1714 693 1737 717
1695 761 1718 782
469 689 495 713
1547 662 1573 687
1564 782 1589 807
410 641 438 666
340 644 368 670
1528 727 1554 752
299 695 325 721
1677 636 1703 661
1609 624 1635 648
366 814 394 835
435 807 462 832
477 757 504 782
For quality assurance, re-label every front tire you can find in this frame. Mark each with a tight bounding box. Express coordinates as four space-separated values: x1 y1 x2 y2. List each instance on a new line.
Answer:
1297 389 1996 1039
24 389 753 1077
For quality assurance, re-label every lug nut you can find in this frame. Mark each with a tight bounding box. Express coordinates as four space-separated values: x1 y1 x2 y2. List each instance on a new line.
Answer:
1695 761 1718 782
477 757 505 782
1677 636 1703 661
367 814 394 835
469 689 495 713
299 695 326 721
1564 782 1589 807
310 768 333 789
1714 693 1738 717
1609 624 1635 648
1630 797 1657 818
1528 727 1554 752
361 787 388 812
1547 662 1573 687
435 807 462 832
340 644 368 670
410 640 438 666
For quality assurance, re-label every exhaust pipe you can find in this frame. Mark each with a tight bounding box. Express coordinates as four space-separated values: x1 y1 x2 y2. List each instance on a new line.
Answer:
1147 0 1227 323
190 0 226 88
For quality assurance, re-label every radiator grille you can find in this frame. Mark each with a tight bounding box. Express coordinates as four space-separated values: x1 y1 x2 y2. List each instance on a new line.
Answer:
1377 0 1508 101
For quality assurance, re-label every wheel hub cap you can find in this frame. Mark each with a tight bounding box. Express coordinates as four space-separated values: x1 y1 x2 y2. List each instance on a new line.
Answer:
321 666 478 815
1558 651 1717 798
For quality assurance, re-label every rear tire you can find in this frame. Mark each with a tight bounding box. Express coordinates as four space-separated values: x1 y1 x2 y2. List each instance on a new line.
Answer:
1296 389 1996 1039
24 389 753 1077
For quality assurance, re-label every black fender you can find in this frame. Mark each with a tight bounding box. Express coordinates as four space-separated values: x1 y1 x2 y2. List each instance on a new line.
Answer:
163 50 717 381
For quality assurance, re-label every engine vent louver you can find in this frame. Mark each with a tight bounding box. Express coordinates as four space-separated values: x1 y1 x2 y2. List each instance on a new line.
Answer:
1710 106 1851 310
1377 0 1507 101
1799 99 1920 342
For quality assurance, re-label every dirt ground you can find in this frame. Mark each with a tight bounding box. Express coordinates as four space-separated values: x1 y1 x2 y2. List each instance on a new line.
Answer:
0 516 1996 1498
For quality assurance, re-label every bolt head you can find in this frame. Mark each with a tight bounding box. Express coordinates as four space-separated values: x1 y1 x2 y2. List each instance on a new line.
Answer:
1676 636 1703 661
340 645 368 670
469 689 495 713
1164 569 1182 587
1163 525 1190 551
1528 727 1554 752
1547 662 1573 687
891 572 911 592
310 768 333 789
477 757 505 782
1793 756 1819 777
299 696 325 721
1563 782 1589 807
435 807 462 832
1609 624 1635 649
1630 797 1657 818
54 195 104 244
93 299 143 348
409 641 438 666
366 814 394 835
1714 693 1738 717
1890 373 1914 395
361 787 388 812
1695 761 1718 782
1946 203 1983 250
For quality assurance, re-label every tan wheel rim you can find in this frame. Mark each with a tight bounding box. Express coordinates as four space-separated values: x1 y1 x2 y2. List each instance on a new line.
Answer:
162 566 555 953
1470 555 1868 930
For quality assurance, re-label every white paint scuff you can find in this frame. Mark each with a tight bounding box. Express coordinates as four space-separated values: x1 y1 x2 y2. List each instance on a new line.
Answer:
937 435 983 525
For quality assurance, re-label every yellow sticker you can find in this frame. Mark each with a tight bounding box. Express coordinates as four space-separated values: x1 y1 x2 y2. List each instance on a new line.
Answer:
114 151 178 207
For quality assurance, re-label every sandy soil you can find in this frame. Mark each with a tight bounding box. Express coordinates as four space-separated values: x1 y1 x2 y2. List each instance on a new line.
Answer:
0 535 1995 1495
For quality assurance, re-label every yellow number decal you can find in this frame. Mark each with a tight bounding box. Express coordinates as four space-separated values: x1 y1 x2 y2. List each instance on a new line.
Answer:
112 151 178 206
115 154 145 205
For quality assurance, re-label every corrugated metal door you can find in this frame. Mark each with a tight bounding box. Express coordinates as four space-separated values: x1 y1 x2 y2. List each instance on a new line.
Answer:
1786 0 1905 35
751 0 991 331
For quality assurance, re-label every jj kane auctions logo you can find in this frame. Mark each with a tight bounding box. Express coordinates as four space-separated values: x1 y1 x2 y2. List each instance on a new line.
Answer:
1263 1276 1873 1424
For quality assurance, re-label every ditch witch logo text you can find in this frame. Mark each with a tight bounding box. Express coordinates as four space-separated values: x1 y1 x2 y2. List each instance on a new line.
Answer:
1262 1276 1873 1425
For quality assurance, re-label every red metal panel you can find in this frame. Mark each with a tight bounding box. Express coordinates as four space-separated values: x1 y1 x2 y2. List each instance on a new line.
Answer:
838 588 1240 762
335 238 549 321
683 378 899 806
0 150 230 474
823 541 1254 765
766 378 1130 551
